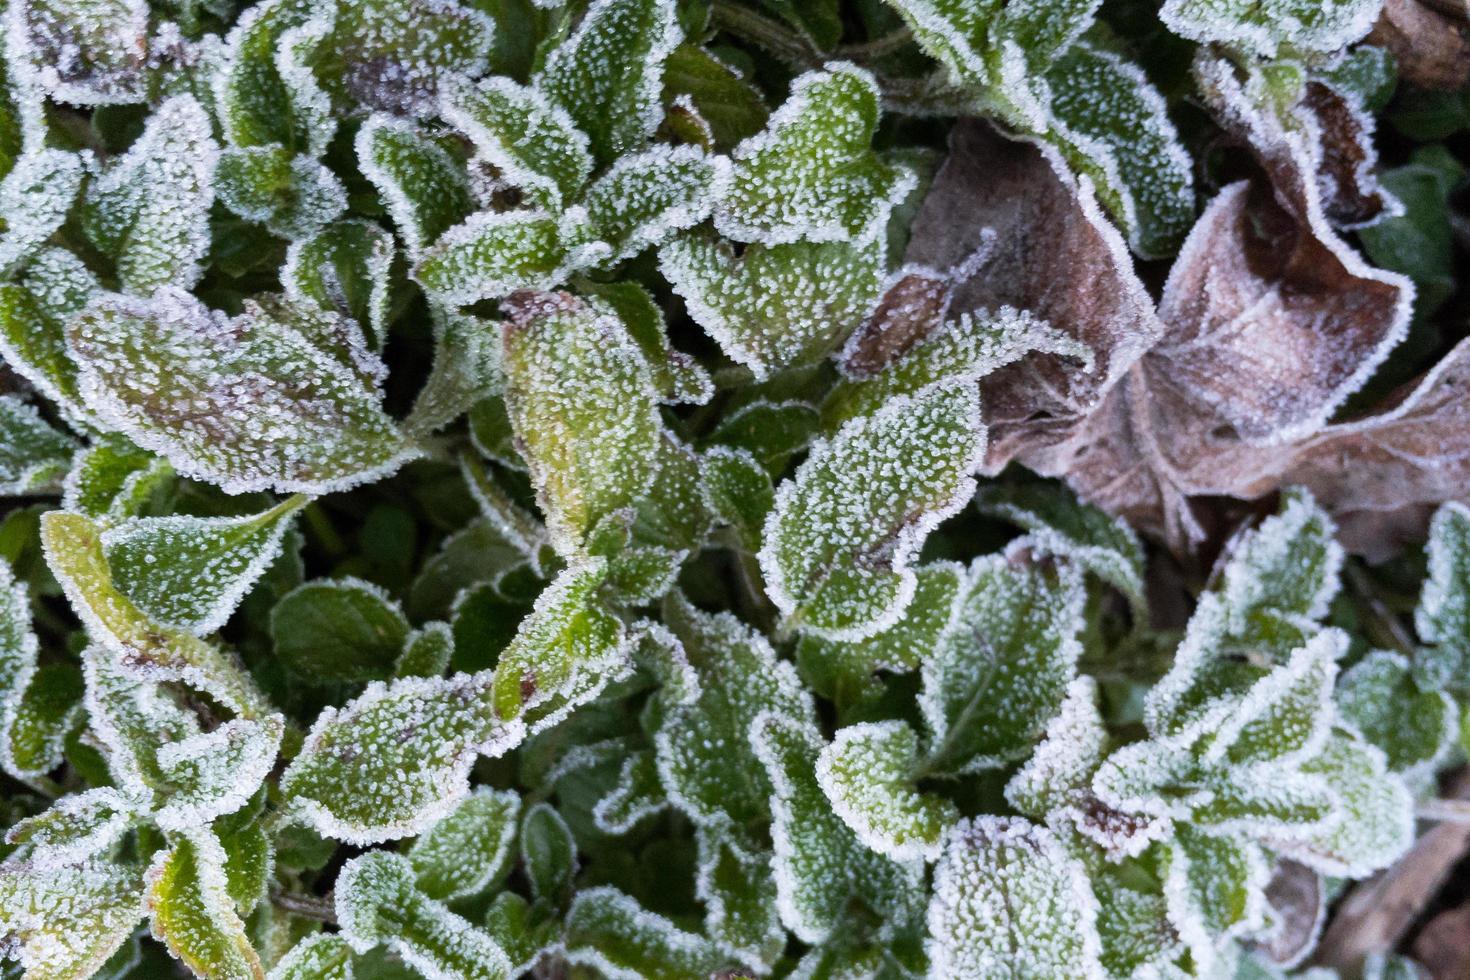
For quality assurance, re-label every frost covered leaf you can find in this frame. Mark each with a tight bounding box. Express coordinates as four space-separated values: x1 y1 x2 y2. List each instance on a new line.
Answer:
1165 826 1268 949
519 801 575 903
0 861 145 978
582 144 727 262
1160 0 1383 57
660 232 882 378
0 248 98 417
0 150 86 275
266 934 353 980
816 720 958 861
661 44 769 151
716 63 914 246
976 482 1147 618
152 716 284 831
214 0 335 155
406 306 502 437
7 0 147 104
82 96 217 294
102 496 306 636
145 827 265 980
78 643 200 799
1203 631 1339 768
593 749 666 832
282 220 394 349
440 75 591 211
355 114 474 258
62 437 172 522
579 279 712 407
408 787 519 900
1220 490 1343 636
920 555 1085 774
42 510 273 719
500 291 662 554
564 886 725 980
67 289 416 496
926 816 1104 980
700 446 773 551
1337 650 1456 775
759 382 984 640
0 396 74 495
1003 677 1109 820
695 829 784 972
655 595 813 831
270 577 409 683
413 209 606 306
216 146 348 240
279 670 526 844
535 0 681 166
703 400 818 474
6 788 135 869
1418 502 1470 656
751 711 924 944
335 850 512 979
330 0 495 117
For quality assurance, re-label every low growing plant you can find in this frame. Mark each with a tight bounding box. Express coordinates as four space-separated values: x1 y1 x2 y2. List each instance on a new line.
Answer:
0 0 1465 977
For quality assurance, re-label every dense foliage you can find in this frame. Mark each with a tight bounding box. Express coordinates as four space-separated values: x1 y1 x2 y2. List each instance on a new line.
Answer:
0 0 1466 976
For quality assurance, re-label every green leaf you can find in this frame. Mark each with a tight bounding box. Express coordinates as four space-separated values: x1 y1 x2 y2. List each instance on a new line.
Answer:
759 382 983 640
0 861 145 979
6 788 136 869
926 816 1104 979
81 96 218 294
500 291 664 553
816 720 959 861
335 851 512 979
282 220 395 349
1419 502 1470 657
0 395 75 495
1222 489 1343 638
408 787 520 900
78 644 201 801
1003 677 1110 822
355 114 474 257
564 886 725 979
536 0 682 166
1164 827 1268 947
661 233 882 378
989 0 1098 67
266 934 353 980
593 748 666 833
9 0 147 104
578 279 712 407
61 437 172 522
751 711 924 944
216 146 348 240
271 577 409 683
694 829 782 972
1202 630 1339 768
715 63 915 246
581 144 728 262
395 621 454 679
661 44 769 152
703 400 818 474
330 0 496 117
481 893 557 975
103 496 307 636
520 801 576 903
413 209 606 306
0 248 98 416
215 0 336 155
67 289 416 496
881 0 1003 90
145 827 265 980
4 660 83 784
151 715 285 831
1159 0 1383 58
0 150 86 276
700 446 773 552
439 74 592 210
1360 148 1464 316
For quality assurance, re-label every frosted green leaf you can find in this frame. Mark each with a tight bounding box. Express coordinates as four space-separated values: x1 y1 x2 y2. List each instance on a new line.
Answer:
439 75 592 211
214 812 271 914
975 483 1147 620
282 220 394 349
715 63 915 247
1221 489 1343 636
481 893 557 975
406 305 502 437
102 496 307 636
81 96 217 294
1089 869 1180 979
655 596 813 831
1003 679 1115 830
1045 41 1195 259
0 150 85 275
1164 827 1268 950
0 861 145 979
827 306 1086 426
216 146 348 240
408 787 520 900
700 446 773 552
0 395 74 495
1203 630 1340 769
989 0 1098 66
67 289 416 496
335 851 511 980
271 577 409 683
42 511 273 720
145 827 264 980
1159 0 1382 58
413 208 607 306
564 886 725 980
62 438 172 522
79 644 201 801
919 556 1085 774
1418 502 1470 656
395 621 453 679
927 817 1104 980
7 0 147 104
536 0 681 166
760 382 984 640
578 279 712 407
661 44 769 151
460 453 551 575
0 248 98 416
152 715 285 831
582 144 728 262
592 749 666 833
1276 730 1414 878
1363 955 1431 980
6 787 136 869
519 801 576 902
880 0 997 89
660 232 882 378
267 934 353 980
703 400 819 474
500 291 663 554
816 720 959 861
695 829 783 972
330 0 495 118
279 671 526 844
214 0 335 155
752 711 924 944
355 114 474 257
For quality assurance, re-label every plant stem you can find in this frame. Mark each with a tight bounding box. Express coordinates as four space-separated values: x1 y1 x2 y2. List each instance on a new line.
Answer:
272 888 338 925
709 0 817 69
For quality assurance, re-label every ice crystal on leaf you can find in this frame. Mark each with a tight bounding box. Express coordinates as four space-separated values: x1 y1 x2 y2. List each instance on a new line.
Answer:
145 827 264 979
563 886 725 979
407 787 520 901
0 861 145 978
7 0 147 105
1160 0 1382 58
0 395 74 495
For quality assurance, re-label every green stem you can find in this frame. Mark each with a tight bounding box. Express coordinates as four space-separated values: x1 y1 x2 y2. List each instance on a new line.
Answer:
710 0 820 69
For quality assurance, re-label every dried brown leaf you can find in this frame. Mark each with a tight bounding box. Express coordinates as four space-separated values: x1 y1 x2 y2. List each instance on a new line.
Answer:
1368 0 1470 91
